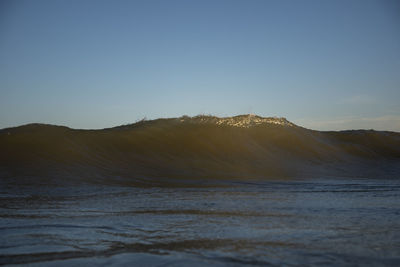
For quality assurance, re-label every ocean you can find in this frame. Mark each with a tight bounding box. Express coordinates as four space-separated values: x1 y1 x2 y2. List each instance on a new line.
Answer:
1 115 399 265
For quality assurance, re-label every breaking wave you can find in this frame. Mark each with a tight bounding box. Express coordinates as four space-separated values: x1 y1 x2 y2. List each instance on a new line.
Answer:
1 115 399 186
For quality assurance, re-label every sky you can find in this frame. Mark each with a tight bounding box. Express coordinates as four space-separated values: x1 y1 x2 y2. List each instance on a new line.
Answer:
1 0 399 131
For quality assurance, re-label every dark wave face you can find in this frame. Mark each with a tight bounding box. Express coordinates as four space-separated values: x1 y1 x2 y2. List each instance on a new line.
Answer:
1 115 399 186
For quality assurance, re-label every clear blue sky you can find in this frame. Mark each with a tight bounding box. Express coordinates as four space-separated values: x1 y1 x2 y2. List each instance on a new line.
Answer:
1 0 399 131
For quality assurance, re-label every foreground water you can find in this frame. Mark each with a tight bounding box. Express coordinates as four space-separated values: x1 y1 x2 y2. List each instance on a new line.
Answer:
1 178 400 266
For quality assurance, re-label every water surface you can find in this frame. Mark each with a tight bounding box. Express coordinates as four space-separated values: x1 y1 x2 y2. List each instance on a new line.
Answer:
1 178 399 266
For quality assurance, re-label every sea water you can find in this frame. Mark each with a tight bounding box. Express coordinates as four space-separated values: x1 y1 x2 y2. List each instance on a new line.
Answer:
1 178 400 266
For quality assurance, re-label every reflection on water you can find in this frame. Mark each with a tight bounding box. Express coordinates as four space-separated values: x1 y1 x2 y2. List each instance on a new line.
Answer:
1 179 400 266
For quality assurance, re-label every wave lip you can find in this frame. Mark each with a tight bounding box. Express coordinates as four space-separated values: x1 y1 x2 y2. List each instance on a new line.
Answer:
1 115 400 186
176 114 295 128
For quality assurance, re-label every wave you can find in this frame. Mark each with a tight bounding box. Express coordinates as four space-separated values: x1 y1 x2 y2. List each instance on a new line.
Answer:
1 115 399 186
